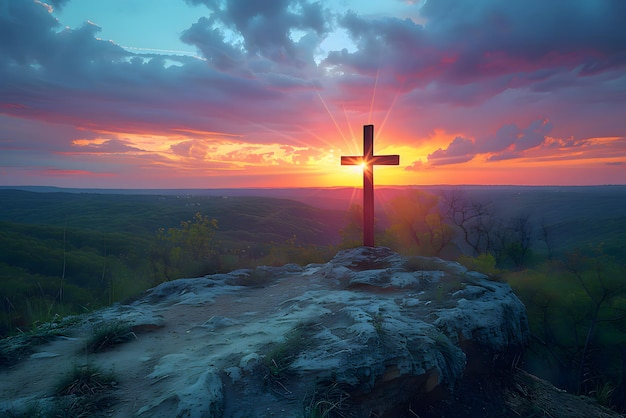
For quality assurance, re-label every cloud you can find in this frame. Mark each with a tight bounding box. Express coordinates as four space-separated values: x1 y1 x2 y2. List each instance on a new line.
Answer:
428 119 554 164
43 0 72 11
428 136 475 165
1 0 626 187
180 17 247 72
404 159 424 171
184 0 330 66
323 0 626 107
480 119 552 159
69 139 145 154
170 139 214 160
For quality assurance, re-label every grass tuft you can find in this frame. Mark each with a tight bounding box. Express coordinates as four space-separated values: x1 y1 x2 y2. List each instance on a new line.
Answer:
84 321 136 354
54 364 118 416
56 364 116 397
262 323 316 394
305 381 352 418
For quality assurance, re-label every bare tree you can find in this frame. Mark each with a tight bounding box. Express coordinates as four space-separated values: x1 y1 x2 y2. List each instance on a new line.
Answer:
508 215 533 268
442 190 495 256
539 217 554 260
564 252 626 394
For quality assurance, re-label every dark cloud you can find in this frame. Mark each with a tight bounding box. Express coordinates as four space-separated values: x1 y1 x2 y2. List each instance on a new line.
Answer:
326 0 626 107
0 0 332 145
45 0 72 11
428 119 554 165
419 0 626 75
428 136 475 165
479 119 552 155
325 11 431 88
70 139 145 154
180 17 247 72
184 0 330 66
0 1 60 65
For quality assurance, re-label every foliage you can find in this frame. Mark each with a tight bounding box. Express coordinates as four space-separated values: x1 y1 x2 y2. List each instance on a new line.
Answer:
384 190 455 257
2 187 626 413
150 212 219 282
458 253 500 275
261 235 335 267
506 251 626 408
338 204 363 249
0 190 346 335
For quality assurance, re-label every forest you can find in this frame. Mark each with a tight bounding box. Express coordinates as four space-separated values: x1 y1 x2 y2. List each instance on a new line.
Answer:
0 186 625 411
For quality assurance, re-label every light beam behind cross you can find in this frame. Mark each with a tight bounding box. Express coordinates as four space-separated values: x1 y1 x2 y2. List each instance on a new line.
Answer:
341 125 400 247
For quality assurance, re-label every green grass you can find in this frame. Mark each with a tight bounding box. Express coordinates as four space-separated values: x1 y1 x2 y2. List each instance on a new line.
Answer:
56 364 117 396
54 364 118 416
262 323 318 395
0 318 69 368
84 321 136 354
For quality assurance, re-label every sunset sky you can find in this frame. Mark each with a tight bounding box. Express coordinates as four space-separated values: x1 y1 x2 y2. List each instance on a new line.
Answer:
1 0 625 188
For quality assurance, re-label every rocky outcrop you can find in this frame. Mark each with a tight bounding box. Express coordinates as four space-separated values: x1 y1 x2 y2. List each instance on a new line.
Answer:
1 247 531 417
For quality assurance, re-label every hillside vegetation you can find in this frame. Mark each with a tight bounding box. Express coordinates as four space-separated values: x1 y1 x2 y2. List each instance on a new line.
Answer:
0 190 344 335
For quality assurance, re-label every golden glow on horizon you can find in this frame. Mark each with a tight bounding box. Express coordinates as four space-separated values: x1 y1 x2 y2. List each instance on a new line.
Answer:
59 87 625 188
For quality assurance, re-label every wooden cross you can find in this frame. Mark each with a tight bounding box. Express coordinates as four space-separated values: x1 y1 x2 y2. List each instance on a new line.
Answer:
341 124 400 247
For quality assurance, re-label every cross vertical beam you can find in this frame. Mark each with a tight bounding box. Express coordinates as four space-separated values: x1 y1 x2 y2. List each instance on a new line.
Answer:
341 124 400 247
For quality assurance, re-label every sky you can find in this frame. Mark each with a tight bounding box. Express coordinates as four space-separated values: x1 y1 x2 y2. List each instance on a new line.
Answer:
1 0 625 189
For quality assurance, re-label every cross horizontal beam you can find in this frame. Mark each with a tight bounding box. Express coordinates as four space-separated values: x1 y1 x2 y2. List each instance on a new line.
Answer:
341 155 400 166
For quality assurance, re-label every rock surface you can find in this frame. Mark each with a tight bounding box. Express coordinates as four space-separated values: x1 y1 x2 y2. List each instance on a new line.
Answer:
0 247 589 417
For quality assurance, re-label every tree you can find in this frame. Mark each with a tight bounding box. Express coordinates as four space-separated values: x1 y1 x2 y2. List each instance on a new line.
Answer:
386 190 454 257
177 212 218 261
150 213 218 282
442 190 495 256
507 251 626 406
508 215 533 268
339 204 363 248
539 217 555 260
563 250 626 395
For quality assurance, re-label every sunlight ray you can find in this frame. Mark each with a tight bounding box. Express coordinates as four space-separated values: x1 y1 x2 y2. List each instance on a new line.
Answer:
349 186 361 209
316 90 347 143
342 105 358 152
377 93 400 140
368 67 380 124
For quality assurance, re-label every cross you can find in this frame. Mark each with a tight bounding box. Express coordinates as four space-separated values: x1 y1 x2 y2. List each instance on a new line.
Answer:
341 124 400 247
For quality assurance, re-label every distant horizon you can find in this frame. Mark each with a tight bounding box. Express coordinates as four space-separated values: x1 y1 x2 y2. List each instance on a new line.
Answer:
2 183 625 192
